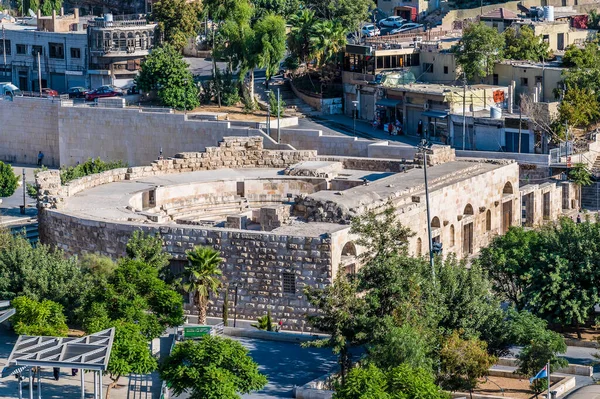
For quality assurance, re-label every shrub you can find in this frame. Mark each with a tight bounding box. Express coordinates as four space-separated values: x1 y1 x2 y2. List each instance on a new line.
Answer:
60 157 127 185
0 161 19 197
252 310 274 331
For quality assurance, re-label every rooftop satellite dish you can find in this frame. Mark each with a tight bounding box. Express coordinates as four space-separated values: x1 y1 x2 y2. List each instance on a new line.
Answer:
28 9 36 18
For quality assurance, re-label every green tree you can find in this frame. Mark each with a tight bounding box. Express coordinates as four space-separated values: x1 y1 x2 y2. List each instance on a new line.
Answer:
287 9 317 64
562 42 600 68
125 230 170 275
159 336 267 398
367 322 434 371
268 90 285 117
135 44 199 110
304 270 367 384
78 253 117 280
0 233 88 321
252 310 274 331
558 86 600 128
588 10 600 30
303 0 373 32
438 332 496 398
11 296 69 336
310 19 347 69
525 218 600 338
80 258 183 339
152 0 202 50
388 364 449 399
516 330 567 395
504 25 551 62
476 227 540 308
333 363 390 399
455 22 505 81
0 161 19 197
253 13 287 81
182 246 223 325
569 163 593 211
351 204 414 261
90 320 158 399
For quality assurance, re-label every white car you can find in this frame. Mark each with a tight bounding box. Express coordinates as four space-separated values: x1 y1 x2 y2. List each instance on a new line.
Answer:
389 23 424 35
379 16 406 28
361 24 380 37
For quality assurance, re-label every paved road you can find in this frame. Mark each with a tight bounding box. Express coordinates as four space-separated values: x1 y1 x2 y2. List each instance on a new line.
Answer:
565 384 600 398
0 163 37 226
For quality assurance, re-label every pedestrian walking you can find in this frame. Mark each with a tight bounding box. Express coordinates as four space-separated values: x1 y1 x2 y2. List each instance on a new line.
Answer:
37 151 44 167
388 122 394 135
577 214 582 224
417 120 423 136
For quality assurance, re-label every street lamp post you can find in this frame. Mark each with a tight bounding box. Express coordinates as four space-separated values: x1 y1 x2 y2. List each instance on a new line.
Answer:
418 139 436 284
352 100 359 136
233 283 239 328
265 90 271 138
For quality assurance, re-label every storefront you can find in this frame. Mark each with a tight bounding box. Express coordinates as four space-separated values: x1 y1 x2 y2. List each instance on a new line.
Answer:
375 98 401 129
422 110 449 144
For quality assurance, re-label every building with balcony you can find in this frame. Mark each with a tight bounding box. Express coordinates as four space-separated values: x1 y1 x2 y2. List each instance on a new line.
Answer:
87 15 157 87
0 9 89 92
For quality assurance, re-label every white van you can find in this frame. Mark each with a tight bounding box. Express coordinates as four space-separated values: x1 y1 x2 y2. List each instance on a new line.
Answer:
0 83 23 100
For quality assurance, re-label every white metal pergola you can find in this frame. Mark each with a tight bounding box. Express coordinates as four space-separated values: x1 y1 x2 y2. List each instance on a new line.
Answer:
0 300 15 323
5 328 115 399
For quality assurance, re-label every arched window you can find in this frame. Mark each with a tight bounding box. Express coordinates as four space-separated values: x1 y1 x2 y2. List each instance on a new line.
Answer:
503 182 514 194
119 32 127 50
127 32 135 49
464 204 474 215
449 225 455 247
341 242 357 257
431 216 441 228
112 32 118 49
141 32 148 50
416 238 422 257
135 32 141 48
486 210 492 231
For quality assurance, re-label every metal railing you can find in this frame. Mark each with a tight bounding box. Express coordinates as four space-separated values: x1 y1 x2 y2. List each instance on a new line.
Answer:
211 322 225 336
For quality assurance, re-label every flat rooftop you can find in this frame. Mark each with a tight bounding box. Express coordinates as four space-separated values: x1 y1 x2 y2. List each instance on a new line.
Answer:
388 83 508 96
305 161 503 210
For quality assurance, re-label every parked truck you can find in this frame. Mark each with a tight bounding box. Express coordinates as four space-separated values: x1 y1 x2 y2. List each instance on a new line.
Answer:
0 83 23 100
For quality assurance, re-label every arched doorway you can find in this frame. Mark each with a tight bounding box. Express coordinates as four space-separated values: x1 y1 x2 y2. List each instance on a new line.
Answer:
502 182 514 233
463 204 474 255
341 242 357 275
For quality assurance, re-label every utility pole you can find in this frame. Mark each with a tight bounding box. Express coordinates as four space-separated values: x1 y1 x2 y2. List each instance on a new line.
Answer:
420 139 436 285
211 25 220 107
2 25 6 78
21 169 25 215
265 90 271 138
277 88 281 143
37 51 42 96
518 103 522 153
462 72 467 150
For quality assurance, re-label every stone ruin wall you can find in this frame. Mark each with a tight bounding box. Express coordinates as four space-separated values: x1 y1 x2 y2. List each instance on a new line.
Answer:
36 136 317 210
35 136 337 330
39 210 338 331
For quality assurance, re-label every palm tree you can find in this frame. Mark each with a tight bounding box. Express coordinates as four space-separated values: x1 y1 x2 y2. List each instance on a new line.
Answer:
309 19 347 69
288 9 317 64
182 246 223 325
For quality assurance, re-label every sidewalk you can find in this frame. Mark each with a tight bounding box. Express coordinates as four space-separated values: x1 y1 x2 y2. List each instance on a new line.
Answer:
311 113 421 146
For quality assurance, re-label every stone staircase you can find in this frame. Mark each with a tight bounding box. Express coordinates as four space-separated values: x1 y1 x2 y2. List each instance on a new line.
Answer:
260 79 319 118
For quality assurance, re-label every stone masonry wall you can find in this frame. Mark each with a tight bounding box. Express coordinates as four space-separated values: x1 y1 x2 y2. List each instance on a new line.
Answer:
36 136 317 210
38 210 334 331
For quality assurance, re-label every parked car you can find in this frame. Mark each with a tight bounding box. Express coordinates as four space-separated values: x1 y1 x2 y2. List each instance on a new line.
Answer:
379 16 406 28
85 85 124 101
42 88 59 97
389 23 424 35
68 86 88 99
361 24 380 37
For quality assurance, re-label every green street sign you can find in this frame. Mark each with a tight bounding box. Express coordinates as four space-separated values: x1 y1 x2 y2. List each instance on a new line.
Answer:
183 326 212 339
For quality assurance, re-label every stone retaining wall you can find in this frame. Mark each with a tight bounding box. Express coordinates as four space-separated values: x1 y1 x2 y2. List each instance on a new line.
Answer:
36 137 317 210
38 209 341 331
